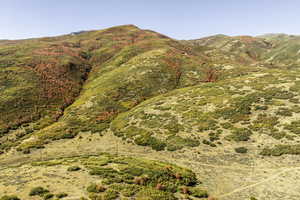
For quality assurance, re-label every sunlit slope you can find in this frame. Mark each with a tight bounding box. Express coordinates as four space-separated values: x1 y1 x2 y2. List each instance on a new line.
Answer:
112 66 300 154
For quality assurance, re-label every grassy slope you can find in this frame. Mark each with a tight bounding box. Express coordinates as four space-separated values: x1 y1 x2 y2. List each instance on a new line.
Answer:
0 36 90 151
111 66 300 154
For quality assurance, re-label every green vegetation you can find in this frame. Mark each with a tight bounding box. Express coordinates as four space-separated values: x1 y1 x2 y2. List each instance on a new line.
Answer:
1 24 300 157
11 25 212 152
226 128 252 142
29 187 49 196
0 196 20 200
276 107 293 116
235 147 248 154
43 193 54 200
87 183 106 193
134 133 167 151
1 153 208 199
2 26 300 200
189 187 209 198
261 144 300 156
55 193 68 199
135 188 176 200
166 136 200 151
284 121 300 135
82 154 204 199
67 166 81 171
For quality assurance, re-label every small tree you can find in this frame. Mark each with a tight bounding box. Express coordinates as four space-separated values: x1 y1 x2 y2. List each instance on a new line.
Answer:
202 67 220 82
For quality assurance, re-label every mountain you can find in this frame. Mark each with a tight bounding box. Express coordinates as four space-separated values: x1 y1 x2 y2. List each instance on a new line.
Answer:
1 25 300 200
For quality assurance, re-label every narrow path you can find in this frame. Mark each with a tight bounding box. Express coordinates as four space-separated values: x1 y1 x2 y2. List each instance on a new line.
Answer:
217 166 300 199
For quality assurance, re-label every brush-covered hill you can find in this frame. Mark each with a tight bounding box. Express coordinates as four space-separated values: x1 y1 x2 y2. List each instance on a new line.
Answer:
1 25 300 200
1 25 213 153
184 33 300 66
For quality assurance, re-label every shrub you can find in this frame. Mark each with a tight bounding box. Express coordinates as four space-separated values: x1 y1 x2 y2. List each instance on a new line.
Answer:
202 139 216 147
134 176 148 186
284 121 300 134
121 167 144 176
179 186 190 194
235 147 248 154
226 128 252 142
102 189 119 200
43 193 54 200
56 193 68 199
109 183 141 197
135 188 176 200
260 144 300 156
29 187 49 196
22 149 31 154
276 107 293 116
209 132 220 142
0 196 20 200
221 122 233 129
89 167 118 177
189 187 208 198
255 105 268 110
269 131 286 140
87 183 106 193
67 166 81 171
134 134 166 151
166 136 199 151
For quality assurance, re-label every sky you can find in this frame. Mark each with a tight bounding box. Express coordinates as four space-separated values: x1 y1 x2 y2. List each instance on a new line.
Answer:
1 0 299 40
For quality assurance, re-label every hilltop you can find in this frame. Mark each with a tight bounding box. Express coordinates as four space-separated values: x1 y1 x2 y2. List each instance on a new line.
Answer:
1 25 300 200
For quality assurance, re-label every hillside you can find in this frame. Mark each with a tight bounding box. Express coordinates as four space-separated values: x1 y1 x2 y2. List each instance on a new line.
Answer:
1 25 300 200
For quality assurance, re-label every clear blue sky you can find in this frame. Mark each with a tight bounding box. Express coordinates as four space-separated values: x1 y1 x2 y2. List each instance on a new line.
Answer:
1 0 299 40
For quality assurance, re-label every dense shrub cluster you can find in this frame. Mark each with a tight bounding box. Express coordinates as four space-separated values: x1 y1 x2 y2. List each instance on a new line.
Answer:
83 154 205 199
0 196 20 200
29 187 49 196
235 147 248 154
226 128 252 142
261 144 300 156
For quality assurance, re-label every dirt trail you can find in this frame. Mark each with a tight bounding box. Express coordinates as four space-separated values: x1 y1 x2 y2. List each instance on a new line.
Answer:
217 166 300 199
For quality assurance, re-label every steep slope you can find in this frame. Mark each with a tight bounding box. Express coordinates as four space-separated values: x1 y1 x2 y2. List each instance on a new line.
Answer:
0 37 90 146
14 25 219 152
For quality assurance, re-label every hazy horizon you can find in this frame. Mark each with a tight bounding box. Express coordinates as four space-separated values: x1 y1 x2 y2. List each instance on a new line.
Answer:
1 0 300 40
